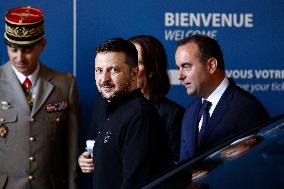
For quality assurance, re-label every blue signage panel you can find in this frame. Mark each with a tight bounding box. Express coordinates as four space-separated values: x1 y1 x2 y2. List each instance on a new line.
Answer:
76 0 284 117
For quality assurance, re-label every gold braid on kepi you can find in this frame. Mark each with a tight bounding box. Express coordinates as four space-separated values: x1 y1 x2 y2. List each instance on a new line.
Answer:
4 6 44 47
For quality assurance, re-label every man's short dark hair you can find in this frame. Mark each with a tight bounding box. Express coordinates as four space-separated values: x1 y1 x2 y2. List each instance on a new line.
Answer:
177 35 225 70
96 37 138 69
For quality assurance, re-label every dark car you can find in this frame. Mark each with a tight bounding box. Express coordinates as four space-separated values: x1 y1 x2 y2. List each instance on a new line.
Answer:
143 114 284 189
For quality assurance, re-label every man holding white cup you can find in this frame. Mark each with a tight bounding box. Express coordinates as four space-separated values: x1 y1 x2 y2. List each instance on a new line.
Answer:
78 38 169 189
79 140 95 173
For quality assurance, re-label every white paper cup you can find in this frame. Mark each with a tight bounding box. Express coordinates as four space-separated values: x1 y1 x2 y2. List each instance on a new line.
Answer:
85 140 95 157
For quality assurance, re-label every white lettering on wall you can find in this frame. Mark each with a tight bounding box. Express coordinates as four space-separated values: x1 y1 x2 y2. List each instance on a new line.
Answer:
165 12 254 28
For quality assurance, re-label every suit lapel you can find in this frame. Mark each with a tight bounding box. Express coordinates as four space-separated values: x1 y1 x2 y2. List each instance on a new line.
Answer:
3 63 31 114
193 100 202 151
199 82 235 143
185 99 202 155
31 65 54 117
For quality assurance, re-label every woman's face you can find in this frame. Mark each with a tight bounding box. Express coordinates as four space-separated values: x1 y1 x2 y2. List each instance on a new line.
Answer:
133 43 146 91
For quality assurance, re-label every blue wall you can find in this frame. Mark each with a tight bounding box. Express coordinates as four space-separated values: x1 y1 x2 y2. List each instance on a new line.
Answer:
1 1 284 188
75 0 284 117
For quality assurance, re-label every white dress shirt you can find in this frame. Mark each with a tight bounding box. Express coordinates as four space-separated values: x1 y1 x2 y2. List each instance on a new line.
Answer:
12 63 40 101
199 77 229 131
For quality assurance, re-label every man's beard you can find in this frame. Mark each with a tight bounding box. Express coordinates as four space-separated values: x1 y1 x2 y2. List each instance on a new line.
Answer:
100 78 132 102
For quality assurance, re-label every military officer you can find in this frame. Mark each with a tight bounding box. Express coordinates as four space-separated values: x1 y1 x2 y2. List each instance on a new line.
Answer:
0 6 79 189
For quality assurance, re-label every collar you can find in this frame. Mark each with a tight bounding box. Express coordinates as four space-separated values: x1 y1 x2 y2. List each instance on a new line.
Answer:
106 89 142 116
203 77 229 116
12 62 40 87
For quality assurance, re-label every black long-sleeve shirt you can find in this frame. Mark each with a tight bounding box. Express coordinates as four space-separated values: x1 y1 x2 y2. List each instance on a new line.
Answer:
92 89 169 189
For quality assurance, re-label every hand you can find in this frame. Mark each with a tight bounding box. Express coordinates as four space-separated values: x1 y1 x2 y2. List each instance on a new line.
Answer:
78 151 94 173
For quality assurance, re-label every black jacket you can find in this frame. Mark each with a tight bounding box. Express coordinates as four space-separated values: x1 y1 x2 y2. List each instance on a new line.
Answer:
92 90 169 189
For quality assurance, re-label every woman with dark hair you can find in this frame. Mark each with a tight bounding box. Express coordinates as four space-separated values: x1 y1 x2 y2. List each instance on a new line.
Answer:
129 35 185 164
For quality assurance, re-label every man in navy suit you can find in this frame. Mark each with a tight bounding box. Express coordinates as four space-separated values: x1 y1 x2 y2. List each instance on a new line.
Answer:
175 35 270 161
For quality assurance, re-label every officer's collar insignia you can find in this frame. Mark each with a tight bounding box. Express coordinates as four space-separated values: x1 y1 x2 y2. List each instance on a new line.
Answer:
0 101 13 110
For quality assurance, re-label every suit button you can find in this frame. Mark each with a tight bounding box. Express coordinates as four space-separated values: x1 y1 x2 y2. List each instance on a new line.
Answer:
30 118 35 122
56 117 60 122
0 118 4 122
28 175 34 181
29 137 35 142
29 156 35 161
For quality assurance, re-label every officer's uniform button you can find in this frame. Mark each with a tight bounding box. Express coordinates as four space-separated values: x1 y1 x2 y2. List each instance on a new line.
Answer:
28 175 34 181
29 156 35 161
0 118 4 122
30 118 35 123
56 117 60 122
29 137 35 142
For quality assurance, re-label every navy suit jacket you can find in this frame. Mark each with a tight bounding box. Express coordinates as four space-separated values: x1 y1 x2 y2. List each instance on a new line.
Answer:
180 79 270 161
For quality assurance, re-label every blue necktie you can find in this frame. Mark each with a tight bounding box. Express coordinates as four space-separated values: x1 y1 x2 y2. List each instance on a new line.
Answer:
198 100 211 145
